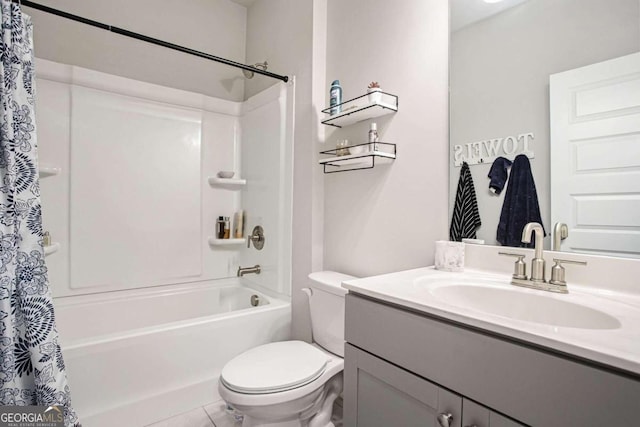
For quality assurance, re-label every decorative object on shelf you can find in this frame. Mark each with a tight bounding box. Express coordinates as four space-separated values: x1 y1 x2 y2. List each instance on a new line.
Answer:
321 91 398 128
319 142 396 173
217 171 235 179
329 80 343 115
367 81 382 104
208 176 246 186
336 139 351 156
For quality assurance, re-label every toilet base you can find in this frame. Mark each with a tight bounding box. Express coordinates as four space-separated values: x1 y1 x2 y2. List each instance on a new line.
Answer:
228 373 343 427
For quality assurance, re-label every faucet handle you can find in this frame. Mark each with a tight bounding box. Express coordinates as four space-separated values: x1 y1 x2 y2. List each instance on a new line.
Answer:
549 258 587 287
498 252 527 280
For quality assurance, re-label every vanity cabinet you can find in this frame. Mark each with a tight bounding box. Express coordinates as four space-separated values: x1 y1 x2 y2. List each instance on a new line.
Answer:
344 343 462 427
345 344 521 427
344 293 640 427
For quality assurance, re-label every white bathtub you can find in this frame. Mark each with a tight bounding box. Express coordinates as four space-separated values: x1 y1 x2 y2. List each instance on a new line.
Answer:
54 278 291 427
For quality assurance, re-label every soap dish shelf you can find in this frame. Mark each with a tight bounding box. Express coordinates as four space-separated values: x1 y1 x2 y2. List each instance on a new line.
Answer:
319 142 396 173
44 242 60 256
208 237 245 246
208 177 246 186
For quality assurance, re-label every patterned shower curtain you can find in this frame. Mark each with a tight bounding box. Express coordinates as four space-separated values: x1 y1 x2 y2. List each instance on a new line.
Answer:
0 1 79 425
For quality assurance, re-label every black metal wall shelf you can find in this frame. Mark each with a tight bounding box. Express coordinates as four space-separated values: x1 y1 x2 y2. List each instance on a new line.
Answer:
319 142 396 173
321 91 398 128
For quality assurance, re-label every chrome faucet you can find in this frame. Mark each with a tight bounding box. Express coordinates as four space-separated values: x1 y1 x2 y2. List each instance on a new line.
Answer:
500 222 586 294
237 265 261 277
521 222 546 283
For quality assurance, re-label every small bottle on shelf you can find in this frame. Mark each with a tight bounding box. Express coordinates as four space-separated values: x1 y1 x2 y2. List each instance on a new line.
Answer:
223 217 231 239
43 231 51 247
329 80 342 115
368 122 379 151
234 210 245 238
216 216 225 239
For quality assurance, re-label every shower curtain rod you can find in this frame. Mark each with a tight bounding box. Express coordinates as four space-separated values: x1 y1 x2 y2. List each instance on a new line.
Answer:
14 0 290 83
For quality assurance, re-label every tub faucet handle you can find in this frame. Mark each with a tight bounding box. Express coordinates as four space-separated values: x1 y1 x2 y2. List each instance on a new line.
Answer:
247 225 265 250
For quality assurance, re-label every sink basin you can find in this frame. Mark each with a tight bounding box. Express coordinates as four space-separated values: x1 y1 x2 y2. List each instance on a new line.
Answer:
429 283 621 330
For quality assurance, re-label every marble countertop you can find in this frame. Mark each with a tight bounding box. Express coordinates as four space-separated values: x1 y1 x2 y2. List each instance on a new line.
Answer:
342 267 640 376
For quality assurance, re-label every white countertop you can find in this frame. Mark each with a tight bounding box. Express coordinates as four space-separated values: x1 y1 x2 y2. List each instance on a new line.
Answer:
342 267 640 376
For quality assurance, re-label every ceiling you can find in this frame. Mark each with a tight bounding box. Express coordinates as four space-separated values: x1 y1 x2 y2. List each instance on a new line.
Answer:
451 0 530 32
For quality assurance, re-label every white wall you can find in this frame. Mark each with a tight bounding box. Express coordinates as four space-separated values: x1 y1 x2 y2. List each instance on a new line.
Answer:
239 83 294 297
26 0 247 101
245 0 321 341
322 0 450 277
449 0 640 247
36 60 246 297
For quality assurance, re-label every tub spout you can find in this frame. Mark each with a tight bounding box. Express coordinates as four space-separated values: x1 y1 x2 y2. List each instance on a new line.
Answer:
237 265 261 277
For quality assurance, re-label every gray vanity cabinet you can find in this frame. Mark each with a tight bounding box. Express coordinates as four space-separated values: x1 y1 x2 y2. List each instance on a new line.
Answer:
344 343 521 427
344 343 462 427
462 399 522 427
344 293 640 426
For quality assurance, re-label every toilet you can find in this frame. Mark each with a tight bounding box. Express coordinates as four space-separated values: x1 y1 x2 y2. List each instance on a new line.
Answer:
218 271 355 427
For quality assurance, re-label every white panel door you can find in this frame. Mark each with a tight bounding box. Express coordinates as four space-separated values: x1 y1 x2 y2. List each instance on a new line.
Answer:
550 52 640 257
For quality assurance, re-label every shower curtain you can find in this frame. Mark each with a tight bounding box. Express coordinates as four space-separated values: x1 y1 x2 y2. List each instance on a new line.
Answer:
0 1 79 425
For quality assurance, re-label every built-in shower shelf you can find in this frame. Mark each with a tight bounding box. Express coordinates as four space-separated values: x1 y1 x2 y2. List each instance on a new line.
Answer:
321 91 398 128
39 166 61 177
208 177 247 186
208 237 245 246
44 242 60 256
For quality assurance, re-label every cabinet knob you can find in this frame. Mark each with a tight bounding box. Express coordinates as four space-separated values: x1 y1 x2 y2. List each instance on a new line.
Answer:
437 412 453 427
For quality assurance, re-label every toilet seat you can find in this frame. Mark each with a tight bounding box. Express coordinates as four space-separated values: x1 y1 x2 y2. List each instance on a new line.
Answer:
220 341 330 394
219 343 344 407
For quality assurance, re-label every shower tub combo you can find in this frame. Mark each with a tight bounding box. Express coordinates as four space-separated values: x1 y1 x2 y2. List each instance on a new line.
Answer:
54 278 290 427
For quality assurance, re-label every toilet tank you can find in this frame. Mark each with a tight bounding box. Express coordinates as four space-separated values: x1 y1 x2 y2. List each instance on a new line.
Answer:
306 271 356 357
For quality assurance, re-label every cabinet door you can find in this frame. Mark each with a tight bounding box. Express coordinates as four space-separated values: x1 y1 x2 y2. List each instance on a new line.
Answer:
344 343 462 427
462 399 524 427
489 411 524 427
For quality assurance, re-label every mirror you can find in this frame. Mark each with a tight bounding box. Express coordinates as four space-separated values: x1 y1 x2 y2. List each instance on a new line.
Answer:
449 0 640 257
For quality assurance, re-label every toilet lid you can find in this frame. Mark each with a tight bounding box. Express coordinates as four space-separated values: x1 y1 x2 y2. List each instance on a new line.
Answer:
220 341 329 394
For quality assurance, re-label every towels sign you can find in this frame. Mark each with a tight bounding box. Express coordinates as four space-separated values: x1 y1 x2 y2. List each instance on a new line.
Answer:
453 132 535 167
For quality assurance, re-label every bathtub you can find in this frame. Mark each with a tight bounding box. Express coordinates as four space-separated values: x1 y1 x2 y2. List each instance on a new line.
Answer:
54 278 291 427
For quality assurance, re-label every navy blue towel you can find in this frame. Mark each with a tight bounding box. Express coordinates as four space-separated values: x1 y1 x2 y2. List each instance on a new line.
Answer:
450 162 481 241
497 155 545 247
488 156 512 195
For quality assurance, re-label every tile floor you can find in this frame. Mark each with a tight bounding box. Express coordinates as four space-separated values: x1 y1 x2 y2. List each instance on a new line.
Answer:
146 401 240 427
147 399 343 427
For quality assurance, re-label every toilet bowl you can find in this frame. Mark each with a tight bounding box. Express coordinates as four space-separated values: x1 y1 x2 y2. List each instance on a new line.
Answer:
218 271 355 427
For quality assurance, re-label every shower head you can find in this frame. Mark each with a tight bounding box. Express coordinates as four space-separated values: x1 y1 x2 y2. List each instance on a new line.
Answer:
243 61 268 79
